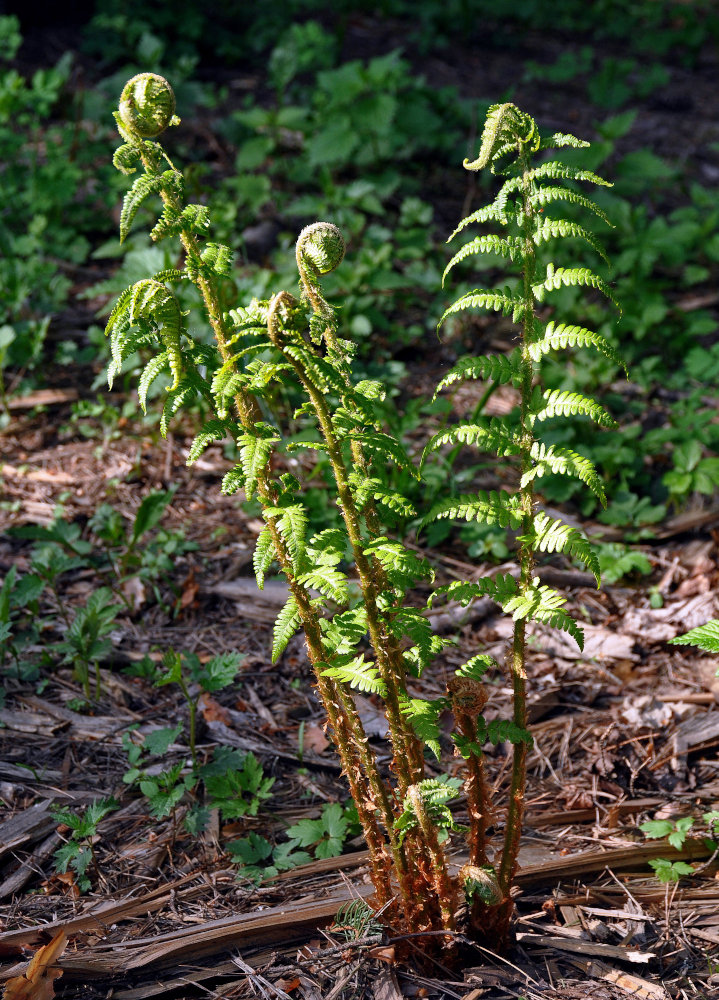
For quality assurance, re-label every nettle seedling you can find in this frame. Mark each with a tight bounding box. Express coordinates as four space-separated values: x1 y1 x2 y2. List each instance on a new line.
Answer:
106 78 622 955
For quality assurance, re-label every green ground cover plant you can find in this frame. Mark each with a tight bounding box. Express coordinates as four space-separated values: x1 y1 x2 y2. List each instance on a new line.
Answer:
104 74 626 955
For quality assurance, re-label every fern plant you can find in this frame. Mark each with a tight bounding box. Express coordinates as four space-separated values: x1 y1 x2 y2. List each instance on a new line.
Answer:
670 620 719 653
105 78 622 956
422 102 624 940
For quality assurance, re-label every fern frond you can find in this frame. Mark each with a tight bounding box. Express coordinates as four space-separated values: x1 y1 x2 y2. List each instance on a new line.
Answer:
529 186 610 226
353 431 418 479
113 142 141 175
423 420 521 461
159 373 207 436
430 574 518 609
221 465 245 496
253 525 275 589
389 606 447 675
151 267 187 285
298 568 349 604
237 423 280 500
400 696 446 760
477 717 533 747
463 102 540 173
272 595 301 662
523 512 600 585
201 243 234 276
420 490 522 532
448 198 515 239
151 202 210 242
532 218 609 265
120 173 164 242
321 607 368 656
433 351 520 398
353 379 386 402
528 321 627 374
443 235 523 285
669 619 719 653
525 442 606 506
128 279 184 388
525 162 612 189
438 289 523 329
395 776 463 843
540 132 590 150
307 528 346 567
454 654 497 681
187 418 233 465
321 655 386 696
137 351 169 412
282 344 348 396
363 537 433 588
264 501 307 570
106 325 155 390
533 264 620 311
532 389 617 428
348 474 416 518
105 285 134 340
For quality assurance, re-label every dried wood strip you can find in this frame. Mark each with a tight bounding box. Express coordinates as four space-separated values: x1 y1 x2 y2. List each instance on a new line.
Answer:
56 887 375 976
530 797 664 829
516 932 654 962
0 710 64 735
110 960 242 1000
21 696 132 736
6 389 79 410
585 960 670 1000
0 830 62 900
0 872 205 952
513 838 712 885
0 464 76 485
0 802 55 859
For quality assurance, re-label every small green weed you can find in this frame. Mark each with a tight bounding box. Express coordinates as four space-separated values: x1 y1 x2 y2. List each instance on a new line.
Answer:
52 797 118 892
640 811 719 884
229 801 353 883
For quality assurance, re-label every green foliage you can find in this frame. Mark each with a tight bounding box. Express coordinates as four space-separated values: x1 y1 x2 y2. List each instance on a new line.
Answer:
395 776 464 845
52 797 118 892
596 543 652 585
199 747 274 819
229 802 353 882
640 811 719 884
670 620 719 654
54 588 122 700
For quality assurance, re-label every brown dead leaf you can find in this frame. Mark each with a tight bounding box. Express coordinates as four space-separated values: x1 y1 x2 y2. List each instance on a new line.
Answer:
274 977 300 992
368 945 396 964
40 872 80 899
301 723 329 754
178 570 199 612
3 931 67 999
198 693 232 725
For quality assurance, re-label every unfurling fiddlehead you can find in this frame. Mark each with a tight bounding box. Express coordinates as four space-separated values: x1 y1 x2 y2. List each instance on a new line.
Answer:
117 73 179 139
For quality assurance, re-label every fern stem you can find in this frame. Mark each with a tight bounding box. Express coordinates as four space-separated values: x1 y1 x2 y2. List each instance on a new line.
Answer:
268 295 423 795
406 785 457 934
458 717 490 867
497 146 535 901
129 135 403 911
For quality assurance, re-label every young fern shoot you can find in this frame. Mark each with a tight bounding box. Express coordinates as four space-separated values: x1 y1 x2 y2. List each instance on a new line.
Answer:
106 79 624 956
107 73 458 945
423 103 624 938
